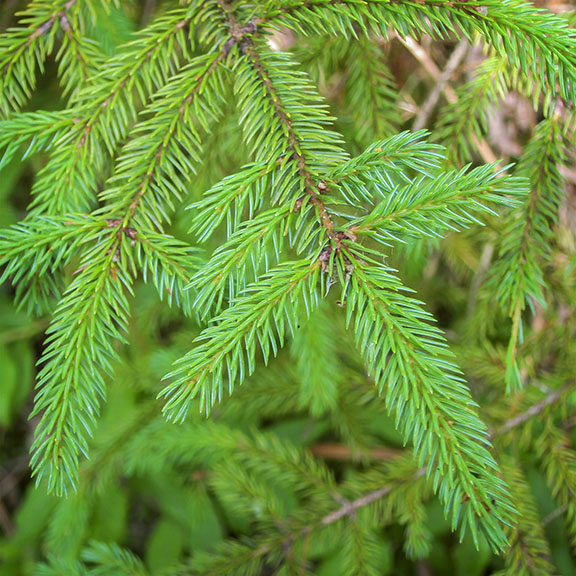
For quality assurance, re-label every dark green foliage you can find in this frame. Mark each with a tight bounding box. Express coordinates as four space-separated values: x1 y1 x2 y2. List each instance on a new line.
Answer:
0 0 575 574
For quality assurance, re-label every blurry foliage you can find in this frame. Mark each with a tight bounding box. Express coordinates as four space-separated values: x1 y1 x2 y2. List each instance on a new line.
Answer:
0 0 575 575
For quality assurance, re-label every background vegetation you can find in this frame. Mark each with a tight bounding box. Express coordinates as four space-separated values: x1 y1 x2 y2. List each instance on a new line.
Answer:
0 1 575 574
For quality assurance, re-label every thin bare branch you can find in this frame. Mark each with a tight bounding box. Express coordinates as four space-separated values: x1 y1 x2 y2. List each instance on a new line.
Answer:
496 384 573 435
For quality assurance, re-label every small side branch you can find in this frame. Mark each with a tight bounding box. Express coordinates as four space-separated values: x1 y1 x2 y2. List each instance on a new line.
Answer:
245 47 335 227
496 384 572 435
398 35 498 164
413 38 469 131
322 468 426 526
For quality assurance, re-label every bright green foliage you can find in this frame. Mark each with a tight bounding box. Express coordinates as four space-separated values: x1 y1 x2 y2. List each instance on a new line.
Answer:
0 0 575 575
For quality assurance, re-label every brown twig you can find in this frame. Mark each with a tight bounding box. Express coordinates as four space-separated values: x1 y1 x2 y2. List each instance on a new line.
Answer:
309 443 402 461
320 467 427 527
398 34 498 164
413 38 470 131
496 384 573 435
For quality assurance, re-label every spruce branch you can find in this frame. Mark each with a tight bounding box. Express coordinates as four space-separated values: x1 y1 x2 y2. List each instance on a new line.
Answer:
27 47 234 494
189 161 273 242
264 1 576 115
28 5 209 215
30 235 134 495
98 51 229 230
55 1 105 99
349 163 526 245
0 0 77 117
161 260 324 418
336 36 399 145
340 249 516 551
496 383 572 435
0 110 75 171
1 0 574 569
81 542 149 576
488 114 566 392
0 215 102 313
535 422 576 549
326 131 445 212
190 207 291 317
136 230 203 316
233 46 347 221
435 54 510 165
290 301 341 415
183 453 426 574
497 461 556 576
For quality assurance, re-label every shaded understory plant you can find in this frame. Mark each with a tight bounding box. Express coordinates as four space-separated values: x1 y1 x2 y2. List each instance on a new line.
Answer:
0 1 575 574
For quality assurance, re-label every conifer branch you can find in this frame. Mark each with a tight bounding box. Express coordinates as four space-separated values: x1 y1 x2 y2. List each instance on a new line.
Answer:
489 114 566 392
136 231 203 316
339 37 399 144
30 236 134 495
1 0 574 569
535 422 576 548
98 51 228 229
0 215 102 313
0 0 77 117
28 5 208 215
27 44 234 492
329 131 445 204
55 2 106 99
290 301 341 415
189 162 273 241
81 542 149 576
0 110 74 170
162 260 324 418
234 46 347 232
349 163 525 245
266 1 576 104
500 461 556 576
435 55 509 165
340 249 516 551
190 207 291 316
